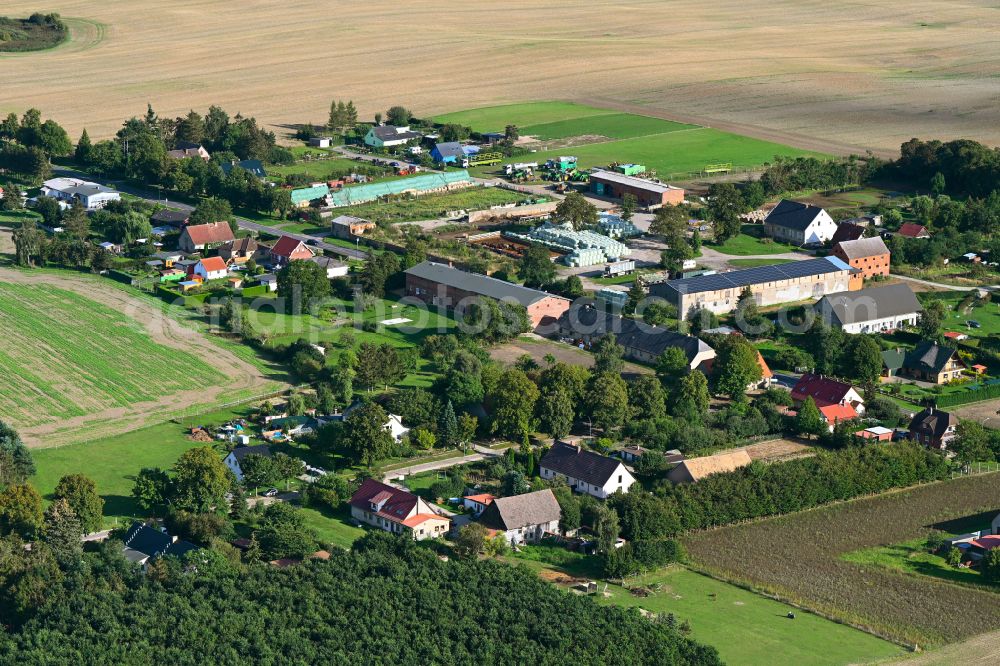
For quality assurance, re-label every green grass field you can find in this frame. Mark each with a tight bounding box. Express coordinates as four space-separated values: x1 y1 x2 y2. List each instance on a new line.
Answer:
434 101 614 132
506 551 902 666
297 505 365 550
711 226 800 256
438 101 826 179
0 282 224 428
317 186 535 225
519 113 696 140
267 156 381 180
30 406 244 525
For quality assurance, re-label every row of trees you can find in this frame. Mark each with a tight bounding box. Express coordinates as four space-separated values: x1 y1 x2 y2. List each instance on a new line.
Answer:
0 532 722 663
606 441 949 541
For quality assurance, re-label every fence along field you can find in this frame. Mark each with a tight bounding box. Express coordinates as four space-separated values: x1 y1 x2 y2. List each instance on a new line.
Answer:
0 282 224 440
683 473 1000 649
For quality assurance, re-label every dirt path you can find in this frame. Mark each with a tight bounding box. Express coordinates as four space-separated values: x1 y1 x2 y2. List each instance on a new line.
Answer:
573 97 897 160
739 438 814 462
0 268 285 448
888 629 1000 665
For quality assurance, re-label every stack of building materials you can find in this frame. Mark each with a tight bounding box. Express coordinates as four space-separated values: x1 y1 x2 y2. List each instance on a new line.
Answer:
506 222 631 267
598 212 641 239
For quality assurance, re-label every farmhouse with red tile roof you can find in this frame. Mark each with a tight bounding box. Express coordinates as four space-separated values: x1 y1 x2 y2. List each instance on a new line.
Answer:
348 479 449 540
791 373 865 414
178 222 235 253
269 236 314 265
897 223 930 239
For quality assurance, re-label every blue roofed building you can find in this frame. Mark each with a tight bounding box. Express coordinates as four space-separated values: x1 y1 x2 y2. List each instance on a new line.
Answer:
431 142 466 164
651 256 855 320
220 159 267 179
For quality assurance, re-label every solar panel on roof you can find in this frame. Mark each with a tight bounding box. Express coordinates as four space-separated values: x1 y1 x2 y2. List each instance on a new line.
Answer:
666 257 845 294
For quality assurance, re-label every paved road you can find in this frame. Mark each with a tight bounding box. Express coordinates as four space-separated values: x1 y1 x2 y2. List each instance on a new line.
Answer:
894 275 998 292
53 167 369 260
380 444 508 484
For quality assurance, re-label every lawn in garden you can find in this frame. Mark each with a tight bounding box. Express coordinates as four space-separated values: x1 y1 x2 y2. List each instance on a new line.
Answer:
709 225 800 256
30 406 246 526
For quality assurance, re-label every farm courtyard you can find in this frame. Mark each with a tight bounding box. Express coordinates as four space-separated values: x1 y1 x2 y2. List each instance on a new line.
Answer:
1 0 998 152
0 268 284 448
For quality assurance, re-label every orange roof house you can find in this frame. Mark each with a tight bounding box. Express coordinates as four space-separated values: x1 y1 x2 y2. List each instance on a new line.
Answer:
178 222 235 253
819 402 859 430
348 479 449 540
270 236 314 264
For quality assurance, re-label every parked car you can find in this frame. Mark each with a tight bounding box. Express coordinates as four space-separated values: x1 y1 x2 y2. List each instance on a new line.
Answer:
968 320 982 329
263 488 279 497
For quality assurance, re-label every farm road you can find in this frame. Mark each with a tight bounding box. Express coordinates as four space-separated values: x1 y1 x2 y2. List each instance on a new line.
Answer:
0 268 284 448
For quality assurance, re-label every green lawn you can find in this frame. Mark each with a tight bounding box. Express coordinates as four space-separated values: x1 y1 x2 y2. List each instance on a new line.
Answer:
506 552 902 666
297 505 365 550
842 536 996 591
0 209 41 228
918 292 1000 338
31 406 246 527
520 113 696 141
710 225 799 256
433 101 614 132
267 156 380 180
728 258 798 267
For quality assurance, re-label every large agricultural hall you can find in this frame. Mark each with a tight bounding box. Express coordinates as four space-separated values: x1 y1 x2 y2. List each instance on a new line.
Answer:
652 257 855 319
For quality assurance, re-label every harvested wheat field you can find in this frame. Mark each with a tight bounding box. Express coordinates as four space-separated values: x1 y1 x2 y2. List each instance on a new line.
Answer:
1 0 998 153
0 268 285 448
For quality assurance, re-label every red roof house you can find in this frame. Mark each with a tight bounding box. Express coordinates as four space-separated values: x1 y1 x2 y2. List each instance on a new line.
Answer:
348 479 449 540
191 256 230 281
897 223 930 239
270 236 314 264
819 402 859 428
178 222 235 253
791 373 865 413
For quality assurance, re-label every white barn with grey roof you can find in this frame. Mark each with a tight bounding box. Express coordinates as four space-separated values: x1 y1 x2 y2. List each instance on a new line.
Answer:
816 283 922 334
763 199 837 245
651 256 854 320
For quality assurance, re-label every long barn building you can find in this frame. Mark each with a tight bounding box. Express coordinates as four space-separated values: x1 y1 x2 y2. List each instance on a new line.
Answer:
651 256 855 320
404 261 571 329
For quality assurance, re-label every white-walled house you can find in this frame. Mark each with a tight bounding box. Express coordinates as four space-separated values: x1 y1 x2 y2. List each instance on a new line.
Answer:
192 256 229 281
348 479 450 540
763 200 838 246
539 442 636 499
41 177 120 210
364 125 422 148
816 284 922 334
479 489 561 545
223 444 273 482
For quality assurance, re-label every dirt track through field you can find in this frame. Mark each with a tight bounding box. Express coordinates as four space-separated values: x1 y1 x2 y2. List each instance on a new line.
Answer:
1 0 997 151
0 268 284 448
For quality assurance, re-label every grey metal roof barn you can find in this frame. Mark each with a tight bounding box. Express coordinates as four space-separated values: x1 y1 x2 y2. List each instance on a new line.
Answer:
763 199 828 231
589 169 682 195
658 256 852 296
817 283 921 326
405 261 559 307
